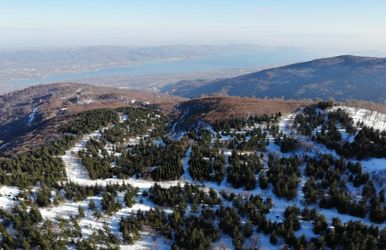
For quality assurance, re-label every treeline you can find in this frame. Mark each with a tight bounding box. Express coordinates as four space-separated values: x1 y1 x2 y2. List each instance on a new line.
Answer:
189 139 225 182
303 154 385 223
228 128 267 151
0 135 75 187
116 137 187 181
293 102 352 137
213 113 281 132
294 105 326 136
139 208 221 249
0 107 137 188
3 201 384 250
316 124 386 159
0 189 137 249
339 126 386 159
0 205 66 249
0 204 122 249
119 214 142 244
63 182 137 201
267 154 301 199
143 184 386 249
227 152 263 190
77 106 168 179
149 184 220 208
79 138 114 179
147 185 272 249
295 102 386 159
33 181 138 209
102 107 165 144
275 134 299 153
79 138 186 181
60 109 120 135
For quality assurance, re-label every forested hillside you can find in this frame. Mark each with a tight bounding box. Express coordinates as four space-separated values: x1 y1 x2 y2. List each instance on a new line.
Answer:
0 83 184 155
0 100 385 249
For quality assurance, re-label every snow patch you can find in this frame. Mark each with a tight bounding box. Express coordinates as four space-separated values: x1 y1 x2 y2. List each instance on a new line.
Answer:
120 114 128 123
26 107 39 126
78 98 95 105
0 186 20 209
182 146 192 181
361 158 386 173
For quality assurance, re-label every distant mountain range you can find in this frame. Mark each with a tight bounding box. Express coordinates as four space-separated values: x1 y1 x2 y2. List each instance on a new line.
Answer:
162 55 386 103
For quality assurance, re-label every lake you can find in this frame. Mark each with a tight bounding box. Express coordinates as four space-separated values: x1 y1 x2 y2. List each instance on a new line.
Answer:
8 49 319 86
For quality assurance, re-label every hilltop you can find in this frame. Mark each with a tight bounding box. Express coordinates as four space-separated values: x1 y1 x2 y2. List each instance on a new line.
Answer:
162 55 386 103
0 83 184 154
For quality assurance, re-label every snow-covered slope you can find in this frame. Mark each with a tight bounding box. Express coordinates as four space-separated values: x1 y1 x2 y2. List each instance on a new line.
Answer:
59 107 386 248
2 105 386 249
332 106 386 131
0 186 20 210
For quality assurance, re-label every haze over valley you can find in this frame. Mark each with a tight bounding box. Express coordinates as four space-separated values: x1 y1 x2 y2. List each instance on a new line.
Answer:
0 45 326 94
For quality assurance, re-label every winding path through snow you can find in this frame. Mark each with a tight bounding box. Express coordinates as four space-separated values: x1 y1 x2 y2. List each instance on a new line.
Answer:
62 131 100 181
55 110 386 243
62 128 185 189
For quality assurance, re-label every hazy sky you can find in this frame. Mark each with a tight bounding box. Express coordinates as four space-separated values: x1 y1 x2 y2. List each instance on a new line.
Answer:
1 0 386 53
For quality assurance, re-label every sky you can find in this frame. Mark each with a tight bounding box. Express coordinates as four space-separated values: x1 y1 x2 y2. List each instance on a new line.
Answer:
1 0 386 53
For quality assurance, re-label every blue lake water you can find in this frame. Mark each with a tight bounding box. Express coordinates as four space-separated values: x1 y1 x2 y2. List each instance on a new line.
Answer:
8 50 318 86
